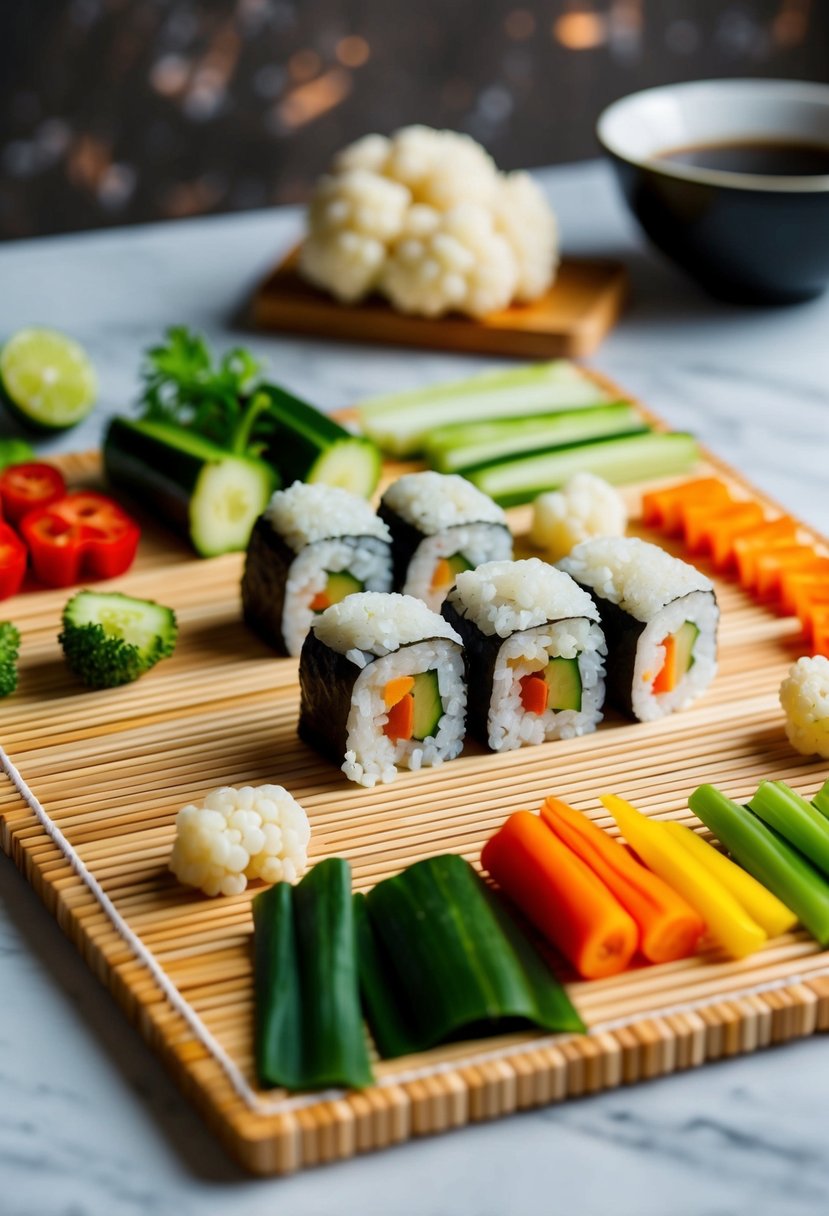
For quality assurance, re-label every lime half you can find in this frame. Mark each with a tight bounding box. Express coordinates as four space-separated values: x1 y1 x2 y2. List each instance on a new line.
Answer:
0 328 98 431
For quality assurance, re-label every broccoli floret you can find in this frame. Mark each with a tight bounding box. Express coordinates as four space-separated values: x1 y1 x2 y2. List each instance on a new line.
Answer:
59 591 177 689
0 622 20 697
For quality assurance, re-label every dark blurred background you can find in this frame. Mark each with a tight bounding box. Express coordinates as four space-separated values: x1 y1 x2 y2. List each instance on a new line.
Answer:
1 0 827 240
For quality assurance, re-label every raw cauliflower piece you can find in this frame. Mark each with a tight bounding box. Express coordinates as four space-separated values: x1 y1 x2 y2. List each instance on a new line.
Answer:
169 785 311 897
381 202 518 318
299 169 410 302
531 473 628 562
780 656 829 759
496 171 559 302
299 125 559 317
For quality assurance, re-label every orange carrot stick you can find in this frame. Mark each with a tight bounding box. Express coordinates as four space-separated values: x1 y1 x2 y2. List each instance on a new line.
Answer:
755 546 820 600
481 811 638 979
683 501 765 562
539 797 705 964
430 558 453 591
733 517 799 588
642 479 733 533
779 559 829 617
519 673 548 714
384 694 413 741
384 675 415 709
651 632 677 695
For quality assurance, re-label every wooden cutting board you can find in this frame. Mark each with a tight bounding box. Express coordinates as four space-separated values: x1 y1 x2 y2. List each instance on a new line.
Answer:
252 247 627 358
1 379 828 1177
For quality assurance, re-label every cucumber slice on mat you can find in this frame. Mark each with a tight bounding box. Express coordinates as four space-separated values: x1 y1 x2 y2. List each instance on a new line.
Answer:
425 403 646 474
255 385 381 497
0 328 97 431
467 432 700 507
357 361 612 457
104 417 277 557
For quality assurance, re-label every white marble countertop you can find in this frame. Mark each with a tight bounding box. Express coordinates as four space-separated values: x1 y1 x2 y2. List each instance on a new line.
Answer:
2 160 829 1216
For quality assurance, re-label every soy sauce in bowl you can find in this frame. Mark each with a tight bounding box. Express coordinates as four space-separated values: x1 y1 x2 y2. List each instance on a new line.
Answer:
656 139 829 178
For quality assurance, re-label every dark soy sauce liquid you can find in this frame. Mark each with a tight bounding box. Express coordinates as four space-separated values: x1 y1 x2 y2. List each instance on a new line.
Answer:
657 139 829 176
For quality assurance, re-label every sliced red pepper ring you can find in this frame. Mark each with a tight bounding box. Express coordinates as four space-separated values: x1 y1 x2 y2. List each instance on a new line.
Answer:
0 462 66 527
0 522 27 600
20 491 140 587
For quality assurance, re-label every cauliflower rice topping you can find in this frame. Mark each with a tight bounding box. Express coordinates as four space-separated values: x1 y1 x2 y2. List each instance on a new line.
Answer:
299 125 559 318
531 473 627 563
447 558 599 638
780 656 829 759
382 470 506 533
312 591 461 661
169 785 310 897
560 536 713 621
264 481 390 551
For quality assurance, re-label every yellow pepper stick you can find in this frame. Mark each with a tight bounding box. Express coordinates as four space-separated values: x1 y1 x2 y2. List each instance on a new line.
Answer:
600 794 767 959
662 821 797 939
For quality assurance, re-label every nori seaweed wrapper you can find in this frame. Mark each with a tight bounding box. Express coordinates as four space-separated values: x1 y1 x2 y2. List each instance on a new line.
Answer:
377 501 425 590
298 629 363 765
241 516 295 655
573 585 717 720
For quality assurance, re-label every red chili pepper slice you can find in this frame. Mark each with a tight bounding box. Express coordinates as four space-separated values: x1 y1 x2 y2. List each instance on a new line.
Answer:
0 462 67 527
0 522 27 600
20 492 140 587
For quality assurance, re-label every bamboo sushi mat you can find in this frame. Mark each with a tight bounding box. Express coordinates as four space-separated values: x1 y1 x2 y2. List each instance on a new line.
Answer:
2 387 829 1175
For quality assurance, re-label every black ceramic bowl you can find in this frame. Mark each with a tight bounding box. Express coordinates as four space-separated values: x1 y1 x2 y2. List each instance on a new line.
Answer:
597 79 829 304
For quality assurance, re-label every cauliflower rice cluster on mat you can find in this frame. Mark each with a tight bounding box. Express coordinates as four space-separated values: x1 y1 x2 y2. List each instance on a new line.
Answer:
780 656 829 759
300 125 559 318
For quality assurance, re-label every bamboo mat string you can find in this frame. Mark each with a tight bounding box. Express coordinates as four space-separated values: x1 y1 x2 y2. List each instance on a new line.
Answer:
5 739 829 1121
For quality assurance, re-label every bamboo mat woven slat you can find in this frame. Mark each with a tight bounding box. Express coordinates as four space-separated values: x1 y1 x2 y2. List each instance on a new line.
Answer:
2 378 828 1175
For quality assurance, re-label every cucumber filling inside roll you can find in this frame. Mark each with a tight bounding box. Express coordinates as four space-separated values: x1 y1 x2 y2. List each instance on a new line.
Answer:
429 552 472 596
519 657 583 715
652 621 699 694
382 670 443 742
310 571 365 614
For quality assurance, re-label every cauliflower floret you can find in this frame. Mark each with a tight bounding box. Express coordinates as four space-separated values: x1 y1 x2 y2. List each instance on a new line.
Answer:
299 124 559 317
169 785 311 897
531 473 628 562
333 132 392 175
383 125 502 210
780 656 829 759
496 171 559 302
300 168 411 302
381 202 518 318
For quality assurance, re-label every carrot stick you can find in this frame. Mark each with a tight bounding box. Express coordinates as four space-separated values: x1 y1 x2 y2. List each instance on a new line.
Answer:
651 632 677 695
733 517 799 588
309 590 331 612
481 811 638 979
642 479 733 533
755 546 819 600
384 694 413 741
779 559 829 617
430 558 453 591
384 675 415 709
519 673 548 714
540 797 704 964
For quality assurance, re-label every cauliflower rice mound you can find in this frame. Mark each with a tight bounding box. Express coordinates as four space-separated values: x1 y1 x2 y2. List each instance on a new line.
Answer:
560 536 713 622
780 656 829 759
447 558 598 638
169 785 310 897
299 125 559 318
531 473 627 563
264 481 390 552
382 471 506 533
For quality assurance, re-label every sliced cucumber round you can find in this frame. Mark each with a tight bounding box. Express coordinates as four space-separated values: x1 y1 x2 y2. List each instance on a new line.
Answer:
307 437 382 497
0 328 98 431
189 456 277 558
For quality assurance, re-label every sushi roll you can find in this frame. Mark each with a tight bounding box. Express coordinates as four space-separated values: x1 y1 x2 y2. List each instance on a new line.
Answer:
559 537 718 722
298 592 466 787
242 482 392 657
442 558 606 752
379 471 512 611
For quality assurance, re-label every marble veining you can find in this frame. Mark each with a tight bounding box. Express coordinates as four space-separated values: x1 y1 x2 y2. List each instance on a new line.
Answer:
2 159 829 1216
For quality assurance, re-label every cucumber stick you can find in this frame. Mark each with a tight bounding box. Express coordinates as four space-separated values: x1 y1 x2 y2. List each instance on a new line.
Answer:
425 402 647 474
253 858 373 1091
749 781 829 879
357 361 612 457
255 385 380 497
467 432 700 507
104 417 277 557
